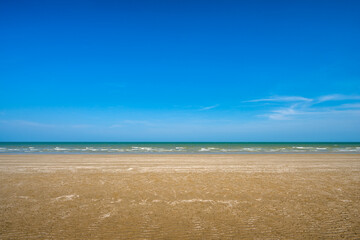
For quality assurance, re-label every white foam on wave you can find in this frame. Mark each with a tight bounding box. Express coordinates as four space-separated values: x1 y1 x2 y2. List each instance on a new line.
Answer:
336 148 357 152
199 148 209 152
241 148 260 152
108 149 124 152
269 148 281 152
130 147 154 151
199 147 219 152
1 144 360 154
54 147 70 151
82 147 98 151
293 147 314 150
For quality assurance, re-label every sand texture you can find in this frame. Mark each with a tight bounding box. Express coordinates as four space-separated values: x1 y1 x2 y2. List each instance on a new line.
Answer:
0 154 359 239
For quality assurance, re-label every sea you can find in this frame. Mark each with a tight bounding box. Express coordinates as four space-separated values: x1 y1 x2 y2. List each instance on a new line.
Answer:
0 142 360 154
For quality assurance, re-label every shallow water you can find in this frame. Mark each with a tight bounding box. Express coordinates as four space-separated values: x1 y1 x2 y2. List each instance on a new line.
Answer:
1 142 360 154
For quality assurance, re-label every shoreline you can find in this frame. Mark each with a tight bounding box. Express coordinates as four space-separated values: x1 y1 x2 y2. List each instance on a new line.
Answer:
1 154 360 173
1 142 359 154
2 152 360 154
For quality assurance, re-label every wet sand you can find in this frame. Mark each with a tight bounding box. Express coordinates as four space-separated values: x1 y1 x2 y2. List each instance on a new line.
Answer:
1 154 359 239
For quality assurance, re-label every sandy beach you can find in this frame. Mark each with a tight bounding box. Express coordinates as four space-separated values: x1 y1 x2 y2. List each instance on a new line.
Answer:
1 154 359 239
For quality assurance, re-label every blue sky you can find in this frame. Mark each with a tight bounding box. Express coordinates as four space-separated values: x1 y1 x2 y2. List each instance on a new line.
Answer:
1 0 360 141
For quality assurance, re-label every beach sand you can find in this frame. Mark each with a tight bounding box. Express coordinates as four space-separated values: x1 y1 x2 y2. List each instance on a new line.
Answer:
0 154 359 239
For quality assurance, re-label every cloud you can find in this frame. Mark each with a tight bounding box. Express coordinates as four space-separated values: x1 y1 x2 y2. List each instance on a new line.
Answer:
264 107 360 121
245 96 313 103
245 94 360 104
317 94 360 103
199 104 219 111
266 105 300 120
338 103 360 109
249 94 360 121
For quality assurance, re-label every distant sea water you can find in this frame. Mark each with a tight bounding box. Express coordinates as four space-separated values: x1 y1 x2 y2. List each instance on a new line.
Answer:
0 142 360 154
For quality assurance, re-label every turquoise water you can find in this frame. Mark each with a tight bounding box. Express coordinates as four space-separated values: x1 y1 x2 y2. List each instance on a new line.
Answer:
0 142 360 154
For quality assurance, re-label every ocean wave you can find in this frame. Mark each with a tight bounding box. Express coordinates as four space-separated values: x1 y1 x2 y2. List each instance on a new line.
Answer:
0 144 360 154
199 147 219 152
54 147 70 151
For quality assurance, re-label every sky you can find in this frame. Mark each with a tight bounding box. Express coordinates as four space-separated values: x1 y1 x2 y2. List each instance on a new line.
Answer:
1 0 360 142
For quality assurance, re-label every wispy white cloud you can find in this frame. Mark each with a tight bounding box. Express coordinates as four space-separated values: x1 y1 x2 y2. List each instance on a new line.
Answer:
199 104 219 111
317 94 360 103
264 107 360 121
337 103 360 109
248 94 360 121
246 94 360 104
265 105 300 120
245 96 313 103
